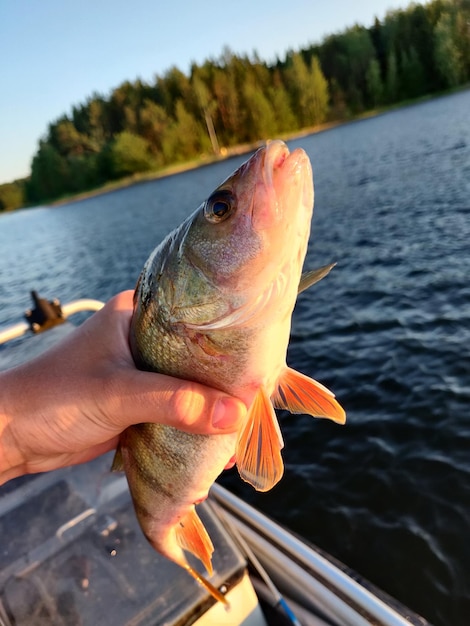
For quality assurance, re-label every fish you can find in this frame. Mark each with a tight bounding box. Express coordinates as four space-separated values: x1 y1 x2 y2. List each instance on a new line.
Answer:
112 140 345 604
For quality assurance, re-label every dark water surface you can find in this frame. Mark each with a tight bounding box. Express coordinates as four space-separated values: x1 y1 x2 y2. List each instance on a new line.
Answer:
1 90 470 626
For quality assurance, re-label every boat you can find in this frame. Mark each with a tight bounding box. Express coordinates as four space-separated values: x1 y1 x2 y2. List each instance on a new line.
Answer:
0 294 431 626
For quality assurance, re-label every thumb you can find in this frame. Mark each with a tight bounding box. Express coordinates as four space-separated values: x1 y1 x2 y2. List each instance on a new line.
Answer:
114 369 247 435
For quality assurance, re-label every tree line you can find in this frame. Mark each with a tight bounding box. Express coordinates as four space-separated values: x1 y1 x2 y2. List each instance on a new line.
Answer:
1 0 469 211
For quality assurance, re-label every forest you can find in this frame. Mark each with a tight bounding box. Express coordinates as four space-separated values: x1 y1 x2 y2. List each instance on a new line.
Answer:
1 0 469 211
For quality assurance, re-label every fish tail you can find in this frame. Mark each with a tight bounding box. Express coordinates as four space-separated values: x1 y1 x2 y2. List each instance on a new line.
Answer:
184 563 229 606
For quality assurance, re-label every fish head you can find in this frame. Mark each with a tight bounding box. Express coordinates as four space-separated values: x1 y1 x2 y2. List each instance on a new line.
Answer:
182 140 314 325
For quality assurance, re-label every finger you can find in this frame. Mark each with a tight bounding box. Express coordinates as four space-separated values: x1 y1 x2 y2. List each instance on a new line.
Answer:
111 370 247 435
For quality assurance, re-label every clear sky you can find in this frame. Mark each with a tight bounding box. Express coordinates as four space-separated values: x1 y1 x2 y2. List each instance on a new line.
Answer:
0 0 414 184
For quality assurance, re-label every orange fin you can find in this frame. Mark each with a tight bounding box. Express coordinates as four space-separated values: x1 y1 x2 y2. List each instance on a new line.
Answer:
236 386 284 492
272 367 346 424
175 506 214 575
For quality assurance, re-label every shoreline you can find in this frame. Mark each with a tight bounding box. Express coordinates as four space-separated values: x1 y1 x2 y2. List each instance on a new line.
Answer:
8 84 470 211
49 122 341 208
46 117 376 208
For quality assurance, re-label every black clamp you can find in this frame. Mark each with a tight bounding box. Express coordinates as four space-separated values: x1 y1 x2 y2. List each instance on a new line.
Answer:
24 291 65 333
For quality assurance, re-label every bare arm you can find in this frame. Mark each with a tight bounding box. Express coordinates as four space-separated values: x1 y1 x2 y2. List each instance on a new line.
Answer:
0 291 246 485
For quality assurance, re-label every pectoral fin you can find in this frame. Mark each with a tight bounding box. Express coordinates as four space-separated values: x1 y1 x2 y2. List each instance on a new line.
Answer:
298 263 336 294
236 386 284 492
272 367 346 424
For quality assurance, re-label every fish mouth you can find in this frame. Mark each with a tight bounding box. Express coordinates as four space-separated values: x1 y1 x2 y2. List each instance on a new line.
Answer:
262 140 290 188
263 139 310 181
253 140 313 230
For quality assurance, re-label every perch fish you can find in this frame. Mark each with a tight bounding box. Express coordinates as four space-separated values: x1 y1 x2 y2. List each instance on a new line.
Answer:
112 140 346 603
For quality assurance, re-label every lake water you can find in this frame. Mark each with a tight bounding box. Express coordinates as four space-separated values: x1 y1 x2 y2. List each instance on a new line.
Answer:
1 90 470 626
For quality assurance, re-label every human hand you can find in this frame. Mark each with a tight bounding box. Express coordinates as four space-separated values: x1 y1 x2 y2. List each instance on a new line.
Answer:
0 290 246 484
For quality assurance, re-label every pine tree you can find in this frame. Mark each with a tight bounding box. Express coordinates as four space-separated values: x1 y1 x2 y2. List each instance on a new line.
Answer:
434 12 463 88
309 56 330 125
109 132 154 178
386 50 398 103
366 58 384 107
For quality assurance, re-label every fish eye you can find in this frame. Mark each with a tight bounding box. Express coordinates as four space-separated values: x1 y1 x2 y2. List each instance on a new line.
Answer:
204 190 235 223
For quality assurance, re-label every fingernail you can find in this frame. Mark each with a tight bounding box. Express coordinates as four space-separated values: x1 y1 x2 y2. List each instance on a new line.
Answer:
212 397 245 430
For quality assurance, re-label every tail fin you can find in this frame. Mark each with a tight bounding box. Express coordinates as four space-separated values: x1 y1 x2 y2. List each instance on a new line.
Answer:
184 564 229 606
